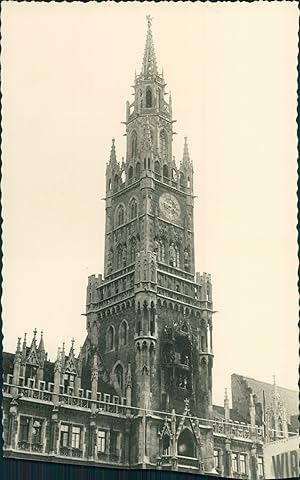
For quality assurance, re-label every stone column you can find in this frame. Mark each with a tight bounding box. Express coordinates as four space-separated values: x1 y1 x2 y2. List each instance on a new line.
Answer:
7 399 18 449
49 407 59 455
88 414 97 461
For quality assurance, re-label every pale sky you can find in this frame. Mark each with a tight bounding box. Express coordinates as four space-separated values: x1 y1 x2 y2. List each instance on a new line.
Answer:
2 2 298 406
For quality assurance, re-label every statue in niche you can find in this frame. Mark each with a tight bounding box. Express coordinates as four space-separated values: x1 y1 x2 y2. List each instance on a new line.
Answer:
187 213 192 229
169 242 176 265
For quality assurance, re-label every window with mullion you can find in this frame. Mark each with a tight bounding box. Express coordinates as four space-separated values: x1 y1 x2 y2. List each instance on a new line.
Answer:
240 453 247 474
71 426 81 449
97 430 106 453
60 424 69 447
232 452 238 473
19 416 30 442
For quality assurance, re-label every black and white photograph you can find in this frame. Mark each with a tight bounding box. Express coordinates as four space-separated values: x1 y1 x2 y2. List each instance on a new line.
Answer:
2 2 299 479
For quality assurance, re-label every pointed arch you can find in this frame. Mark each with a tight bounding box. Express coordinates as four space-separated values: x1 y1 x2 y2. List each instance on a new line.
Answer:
154 160 161 175
136 162 141 179
113 361 124 393
158 240 165 262
129 197 138 220
177 428 196 458
131 131 137 158
146 87 152 108
116 244 123 269
119 320 129 347
163 164 169 179
106 325 115 351
162 433 171 456
116 204 125 226
128 165 133 181
129 237 136 263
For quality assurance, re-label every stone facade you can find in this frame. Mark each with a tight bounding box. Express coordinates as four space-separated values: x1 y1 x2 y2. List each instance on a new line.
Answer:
3 17 269 479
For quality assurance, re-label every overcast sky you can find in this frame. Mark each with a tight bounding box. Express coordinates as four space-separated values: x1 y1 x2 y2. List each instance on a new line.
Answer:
2 2 298 406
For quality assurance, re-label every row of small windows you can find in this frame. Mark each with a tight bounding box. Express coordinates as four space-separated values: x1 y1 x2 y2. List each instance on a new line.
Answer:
130 129 168 158
106 321 129 352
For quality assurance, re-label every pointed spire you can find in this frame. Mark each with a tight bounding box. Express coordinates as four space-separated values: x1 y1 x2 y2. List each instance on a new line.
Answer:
31 328 38 347
69 338 75 357
16 337 22 354
141 15 158 76
109 138 117 164
38 331 45 352
224 388 230 421
182 136 191 165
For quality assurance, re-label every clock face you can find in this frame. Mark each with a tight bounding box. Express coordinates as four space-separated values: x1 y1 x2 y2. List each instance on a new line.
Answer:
159 193 181 222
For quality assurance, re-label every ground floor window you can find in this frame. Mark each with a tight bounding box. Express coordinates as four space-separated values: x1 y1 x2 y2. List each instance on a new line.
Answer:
18 415 44 451
110 431 119 455
214 449 221 469
97 430 106 453
240 454 247 474
59 423 82 451
232 452 238 472
258 457 264 478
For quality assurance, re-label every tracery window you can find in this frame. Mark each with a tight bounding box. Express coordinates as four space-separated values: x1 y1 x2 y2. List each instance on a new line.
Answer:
129 198 138 220
119 321 128 346
114 363 124 392
117 205 125 226
106 326 115 351
131 131 137 158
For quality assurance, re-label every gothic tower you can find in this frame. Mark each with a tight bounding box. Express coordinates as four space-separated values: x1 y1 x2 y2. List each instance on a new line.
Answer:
85 16 214 425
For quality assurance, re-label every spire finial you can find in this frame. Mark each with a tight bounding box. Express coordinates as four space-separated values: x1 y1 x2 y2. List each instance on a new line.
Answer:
141 15 158 76
16 337 22 354
146 14 153 29
224 388 228 401
38 330 45 352
109 138 117 164
33 328 37 339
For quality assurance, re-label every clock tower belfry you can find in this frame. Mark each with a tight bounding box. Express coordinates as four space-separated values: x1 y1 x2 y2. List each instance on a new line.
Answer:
85 16 214 433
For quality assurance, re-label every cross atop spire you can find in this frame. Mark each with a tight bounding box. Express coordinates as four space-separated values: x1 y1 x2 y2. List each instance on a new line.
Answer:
141 15 158 76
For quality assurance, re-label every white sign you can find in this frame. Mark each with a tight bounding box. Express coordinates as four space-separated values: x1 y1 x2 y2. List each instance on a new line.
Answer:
263 436 299 479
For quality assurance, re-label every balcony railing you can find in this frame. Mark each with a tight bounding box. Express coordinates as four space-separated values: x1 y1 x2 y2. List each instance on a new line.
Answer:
17 441 43 453
59 446 83 458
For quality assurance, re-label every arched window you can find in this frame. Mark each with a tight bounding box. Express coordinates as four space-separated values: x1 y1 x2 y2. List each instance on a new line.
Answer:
160 130 168 160
150 303 155 335
114 174 119 191
178 429 196 458
131 131 137 158
154 161 161 175
146 87 152 108
117 205 125 226
106 326 115 351
158 240 165 262
163 164 169 179
129 237 136 263
121 170 126 184
136 162 141 179
114 363 124 392
119 321 128 346
128 166 133 181
179 172 185 188
116 244 123 269
187 176 191 188
129 198 138 220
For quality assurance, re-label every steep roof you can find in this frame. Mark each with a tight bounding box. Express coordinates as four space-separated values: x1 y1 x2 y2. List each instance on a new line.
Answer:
2 352 14 378
213 404 246 423
231 373 298 419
